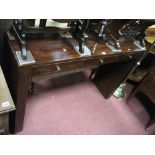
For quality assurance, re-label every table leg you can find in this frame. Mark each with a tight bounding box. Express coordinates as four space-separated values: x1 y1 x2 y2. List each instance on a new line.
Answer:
9 67 31 133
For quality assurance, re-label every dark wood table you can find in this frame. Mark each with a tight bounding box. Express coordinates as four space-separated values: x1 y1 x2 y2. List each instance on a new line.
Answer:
1 32 144 133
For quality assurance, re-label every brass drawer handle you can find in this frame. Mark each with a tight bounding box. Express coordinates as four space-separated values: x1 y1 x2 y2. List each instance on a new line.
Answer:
128 55 133 59
99 58 104 64
56 65 61 71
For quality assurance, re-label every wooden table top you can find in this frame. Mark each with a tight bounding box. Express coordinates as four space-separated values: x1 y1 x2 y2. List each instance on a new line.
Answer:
7 33 145 66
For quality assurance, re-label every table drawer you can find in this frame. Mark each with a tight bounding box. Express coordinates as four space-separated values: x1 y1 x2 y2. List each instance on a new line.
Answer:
58 60 82 72
115 53 138 62
32 60 82 79
33 64 58 76
81 58 101 68
32 57 102 78
102 53 140 65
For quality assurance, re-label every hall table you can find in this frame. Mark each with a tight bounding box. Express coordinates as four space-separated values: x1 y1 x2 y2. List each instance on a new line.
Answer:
1 32 144 133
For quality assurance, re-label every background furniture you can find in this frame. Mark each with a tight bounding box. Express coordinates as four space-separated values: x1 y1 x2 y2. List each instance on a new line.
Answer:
128 26 155 83
127 36 155 128
0 66 15 134
127 64 155 128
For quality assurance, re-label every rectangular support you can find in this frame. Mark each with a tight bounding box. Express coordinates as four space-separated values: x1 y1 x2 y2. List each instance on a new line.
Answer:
16 50 35 66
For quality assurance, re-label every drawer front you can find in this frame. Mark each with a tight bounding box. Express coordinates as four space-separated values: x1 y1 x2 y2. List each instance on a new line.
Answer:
32 58 101 77
32 60 82 80
81 58 101 68
33 64 58 76
101 56 118 64
102 53 140 65
32 53 139 81
58 60 82 72
0 113 8 135
115 53 138 63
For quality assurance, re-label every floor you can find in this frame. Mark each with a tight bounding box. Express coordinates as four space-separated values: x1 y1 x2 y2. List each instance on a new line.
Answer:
17 71 155 135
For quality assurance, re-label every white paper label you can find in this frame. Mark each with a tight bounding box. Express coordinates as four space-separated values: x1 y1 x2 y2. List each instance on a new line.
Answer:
1 101 10 107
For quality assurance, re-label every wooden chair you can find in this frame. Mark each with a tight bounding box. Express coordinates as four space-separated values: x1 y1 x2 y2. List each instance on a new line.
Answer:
127 35 155 128
127 58 155 128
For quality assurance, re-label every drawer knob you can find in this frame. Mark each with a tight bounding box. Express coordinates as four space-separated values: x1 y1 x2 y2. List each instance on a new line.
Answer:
129 55 133 59
99 58 104 64
56 65 61 71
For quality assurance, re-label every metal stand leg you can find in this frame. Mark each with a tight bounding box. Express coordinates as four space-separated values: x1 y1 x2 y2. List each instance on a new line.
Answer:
113 83 126 100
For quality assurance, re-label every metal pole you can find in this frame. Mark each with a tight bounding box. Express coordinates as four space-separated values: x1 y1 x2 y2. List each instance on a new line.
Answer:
113 40 155 100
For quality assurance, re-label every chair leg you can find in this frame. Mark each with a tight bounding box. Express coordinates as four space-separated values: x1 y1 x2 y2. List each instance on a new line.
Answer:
30 82 35 95
126 75 148 103
126 84 142 103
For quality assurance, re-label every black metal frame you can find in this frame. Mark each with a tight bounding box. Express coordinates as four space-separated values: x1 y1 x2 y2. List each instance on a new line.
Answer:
11 19 154 60
119 19 155 47
11 19 77 59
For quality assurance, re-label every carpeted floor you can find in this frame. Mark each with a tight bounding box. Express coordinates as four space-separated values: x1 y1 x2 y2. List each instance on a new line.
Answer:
17 71 155 135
